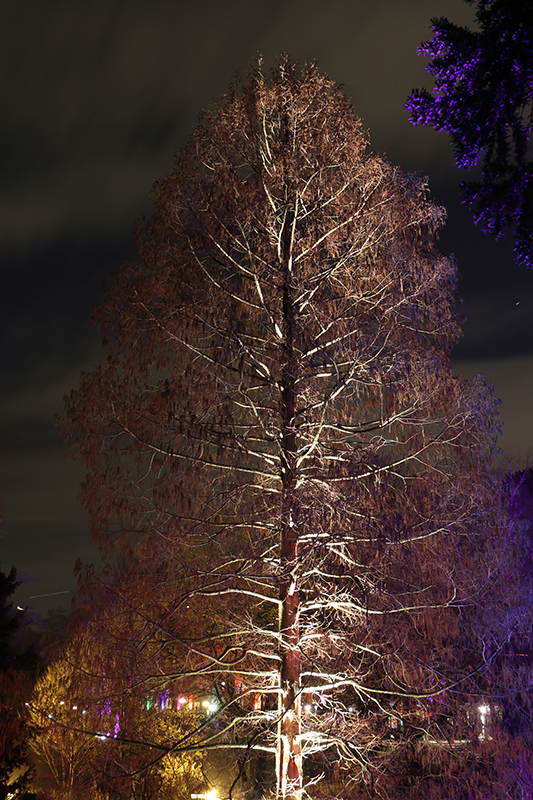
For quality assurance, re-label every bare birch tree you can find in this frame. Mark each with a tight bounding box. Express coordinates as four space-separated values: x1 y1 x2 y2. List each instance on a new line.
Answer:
61 58 509 799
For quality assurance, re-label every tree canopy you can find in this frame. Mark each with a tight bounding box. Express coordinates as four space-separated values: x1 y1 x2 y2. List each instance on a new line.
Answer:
61 58 514 799
406 0 533 268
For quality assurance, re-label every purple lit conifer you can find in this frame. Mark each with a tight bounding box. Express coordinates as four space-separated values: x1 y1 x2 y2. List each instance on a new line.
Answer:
406 0 533 267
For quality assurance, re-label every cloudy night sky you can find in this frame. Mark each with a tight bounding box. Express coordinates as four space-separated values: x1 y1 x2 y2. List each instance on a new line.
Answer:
2 0 533 615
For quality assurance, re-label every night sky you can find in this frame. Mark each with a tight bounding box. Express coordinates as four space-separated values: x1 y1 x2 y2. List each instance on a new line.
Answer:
2 0 533 615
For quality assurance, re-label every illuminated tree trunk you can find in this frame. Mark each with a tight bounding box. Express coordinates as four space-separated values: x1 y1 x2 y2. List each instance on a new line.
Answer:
278 219 302 800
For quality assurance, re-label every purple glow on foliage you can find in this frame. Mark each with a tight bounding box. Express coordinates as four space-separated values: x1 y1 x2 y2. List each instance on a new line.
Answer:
406 1 533 267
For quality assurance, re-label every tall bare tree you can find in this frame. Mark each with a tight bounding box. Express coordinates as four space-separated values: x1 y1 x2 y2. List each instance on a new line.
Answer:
62 59 508 799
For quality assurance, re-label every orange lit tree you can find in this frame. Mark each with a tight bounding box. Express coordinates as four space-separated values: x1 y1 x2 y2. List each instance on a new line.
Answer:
61 59 515 799
28 629 205 800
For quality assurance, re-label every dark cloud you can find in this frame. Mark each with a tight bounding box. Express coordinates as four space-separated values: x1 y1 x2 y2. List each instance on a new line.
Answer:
1 0 477 252
0 235 127 394
456 292 533 361
0 519 100 615
455 356 533 465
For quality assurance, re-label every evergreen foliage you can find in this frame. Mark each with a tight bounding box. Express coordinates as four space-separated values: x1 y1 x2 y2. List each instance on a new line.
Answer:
0 565 40 799
406 0 533 268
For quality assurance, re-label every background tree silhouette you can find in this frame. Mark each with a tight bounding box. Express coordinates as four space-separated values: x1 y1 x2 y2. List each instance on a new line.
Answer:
61 58 513 799
0 564 41 799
